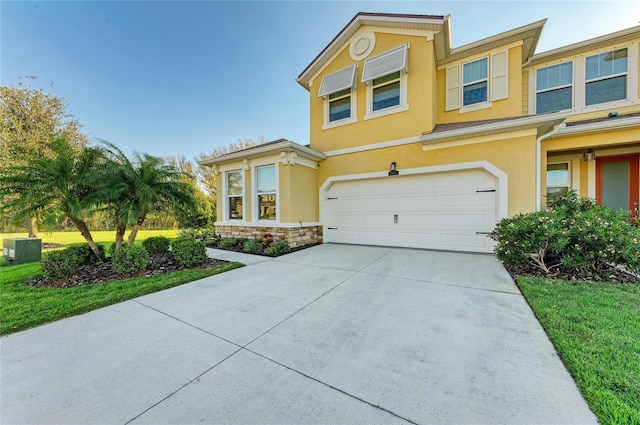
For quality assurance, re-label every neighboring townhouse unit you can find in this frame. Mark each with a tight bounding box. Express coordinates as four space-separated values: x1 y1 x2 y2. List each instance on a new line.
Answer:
200 12 640 253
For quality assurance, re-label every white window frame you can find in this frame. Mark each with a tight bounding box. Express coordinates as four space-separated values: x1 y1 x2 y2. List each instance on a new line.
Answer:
462 57 489 109
320 65 358 130
255 164 277 222
584 48 628 107
225 169 244 221
535 61 574 114
362 44 409 120
323 88 357 129
546 161 571 203
530 43 639 114
364 71 408 120
251 160 280 223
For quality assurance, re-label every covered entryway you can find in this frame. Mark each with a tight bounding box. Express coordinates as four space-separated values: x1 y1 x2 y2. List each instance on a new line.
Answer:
323 167 499 252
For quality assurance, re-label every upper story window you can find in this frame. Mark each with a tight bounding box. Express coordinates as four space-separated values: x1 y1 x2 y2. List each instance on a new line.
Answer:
226 170 243 220
362 44 408 119
585 48 627 106
463 58 488 106
372 71 401 111
328 89 351 122
256 165 276 220
536 62 573 113
445 51 508 112
318 64 357 129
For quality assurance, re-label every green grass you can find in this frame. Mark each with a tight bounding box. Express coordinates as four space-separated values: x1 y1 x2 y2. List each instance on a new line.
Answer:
518 277 640 425
1 229 178 246
1 260 243 336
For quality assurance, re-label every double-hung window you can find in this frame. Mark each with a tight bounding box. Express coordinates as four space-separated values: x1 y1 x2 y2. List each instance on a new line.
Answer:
462 58 488 106
372 71 401 111
227 170 243 220
362 44 408 118
536 62 573 113
256 165 276 220
585 48 628 106
318 65 357 128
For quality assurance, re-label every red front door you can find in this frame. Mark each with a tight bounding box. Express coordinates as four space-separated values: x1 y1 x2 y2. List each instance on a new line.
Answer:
596 154 640 220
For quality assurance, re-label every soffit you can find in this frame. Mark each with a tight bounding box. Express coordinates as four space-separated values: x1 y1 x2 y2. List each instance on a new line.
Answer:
435 19 546 66
527 25 640 68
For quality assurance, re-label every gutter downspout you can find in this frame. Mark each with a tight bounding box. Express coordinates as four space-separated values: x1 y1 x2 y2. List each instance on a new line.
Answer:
535 123 566 211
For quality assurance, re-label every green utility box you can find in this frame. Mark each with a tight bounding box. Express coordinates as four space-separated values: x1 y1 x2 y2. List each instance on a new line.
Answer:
3 238 42 265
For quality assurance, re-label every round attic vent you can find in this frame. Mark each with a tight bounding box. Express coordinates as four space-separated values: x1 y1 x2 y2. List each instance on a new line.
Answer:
349 31 375 60
353 37 369 55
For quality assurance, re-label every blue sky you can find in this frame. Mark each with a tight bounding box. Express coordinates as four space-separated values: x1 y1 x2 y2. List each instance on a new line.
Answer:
2 1 639 161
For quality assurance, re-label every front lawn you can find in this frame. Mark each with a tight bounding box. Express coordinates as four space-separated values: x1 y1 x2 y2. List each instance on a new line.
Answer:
518 277 640 425
1 260 242 336
1 229 178 246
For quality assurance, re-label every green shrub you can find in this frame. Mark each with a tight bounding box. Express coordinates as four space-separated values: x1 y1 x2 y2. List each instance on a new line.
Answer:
108 241 127 256
171 238 208 267
111 244 148 274
219 237 238 249
491 190 640 277
263 240 291 256
142 236 170 254
41 244 104 280
243 238 262 254
177 228 216 241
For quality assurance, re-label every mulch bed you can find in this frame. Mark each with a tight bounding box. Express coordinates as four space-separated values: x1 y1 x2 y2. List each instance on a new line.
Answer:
26 252 228 288
207 242 321 257
504 262 640 284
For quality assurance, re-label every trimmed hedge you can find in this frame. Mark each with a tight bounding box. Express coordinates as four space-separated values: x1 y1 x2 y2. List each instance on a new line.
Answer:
142 236 170 254
40 244 105 281
171 238 208 268
111 244 148 274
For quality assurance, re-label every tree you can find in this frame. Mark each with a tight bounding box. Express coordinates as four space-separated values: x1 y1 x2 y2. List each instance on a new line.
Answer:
100 142 196 249
167 155 215 228
195 137 267 196
0 137 105 259
0 77 88 236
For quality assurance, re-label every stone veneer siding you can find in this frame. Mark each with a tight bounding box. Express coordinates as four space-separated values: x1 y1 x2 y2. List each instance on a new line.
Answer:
215 225 323 248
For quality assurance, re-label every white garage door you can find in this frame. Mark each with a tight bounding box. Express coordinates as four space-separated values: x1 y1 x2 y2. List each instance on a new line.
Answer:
324 169 498 252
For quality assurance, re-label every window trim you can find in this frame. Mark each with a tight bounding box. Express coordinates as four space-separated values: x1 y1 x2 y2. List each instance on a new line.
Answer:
546 161 571 203
364 70 408 120
225 169 244 221
530 43 638 114
535 61 574 114
255 164 277 222
584 48 628 107
320 65 358 130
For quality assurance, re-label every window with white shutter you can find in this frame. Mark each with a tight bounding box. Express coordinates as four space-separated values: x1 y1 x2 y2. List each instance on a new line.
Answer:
361 45 408 82
319 65 358 129
362 45 409 119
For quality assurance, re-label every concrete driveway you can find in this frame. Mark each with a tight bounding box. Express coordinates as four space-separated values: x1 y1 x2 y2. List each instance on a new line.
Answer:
1 244 596 424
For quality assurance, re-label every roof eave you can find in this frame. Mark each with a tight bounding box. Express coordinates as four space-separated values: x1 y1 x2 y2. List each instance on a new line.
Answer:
420 113 569 145
297 12 446 90
550 116 640 138
528 24 640 67
198 141 326 166
436 19 546 66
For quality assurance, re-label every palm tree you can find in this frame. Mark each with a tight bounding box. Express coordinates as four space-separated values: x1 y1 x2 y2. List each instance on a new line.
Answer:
0 137 105 260
100 142 195 249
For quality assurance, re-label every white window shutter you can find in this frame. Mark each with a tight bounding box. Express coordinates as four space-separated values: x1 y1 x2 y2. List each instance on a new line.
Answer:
445 65 461 111
490 51 508 101
361 44 408 82
318 65 357 97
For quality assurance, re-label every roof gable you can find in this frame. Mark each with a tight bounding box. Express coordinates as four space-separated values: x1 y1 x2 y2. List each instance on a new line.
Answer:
296 12 446 90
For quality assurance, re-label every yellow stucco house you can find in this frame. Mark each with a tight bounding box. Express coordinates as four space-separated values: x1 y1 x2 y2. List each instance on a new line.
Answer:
200 12 640 253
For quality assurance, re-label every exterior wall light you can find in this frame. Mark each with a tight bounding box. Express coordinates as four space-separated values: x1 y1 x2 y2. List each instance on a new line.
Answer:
583 148 596 162
389 161 399 176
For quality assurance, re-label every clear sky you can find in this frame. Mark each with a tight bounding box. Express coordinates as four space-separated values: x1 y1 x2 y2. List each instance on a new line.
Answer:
2 1 639 161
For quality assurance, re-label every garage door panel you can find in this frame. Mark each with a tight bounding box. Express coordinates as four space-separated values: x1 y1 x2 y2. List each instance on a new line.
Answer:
362 214 394 226
325 169 499 253
441 233 492 249
361 197 396 210
329 214 361 226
